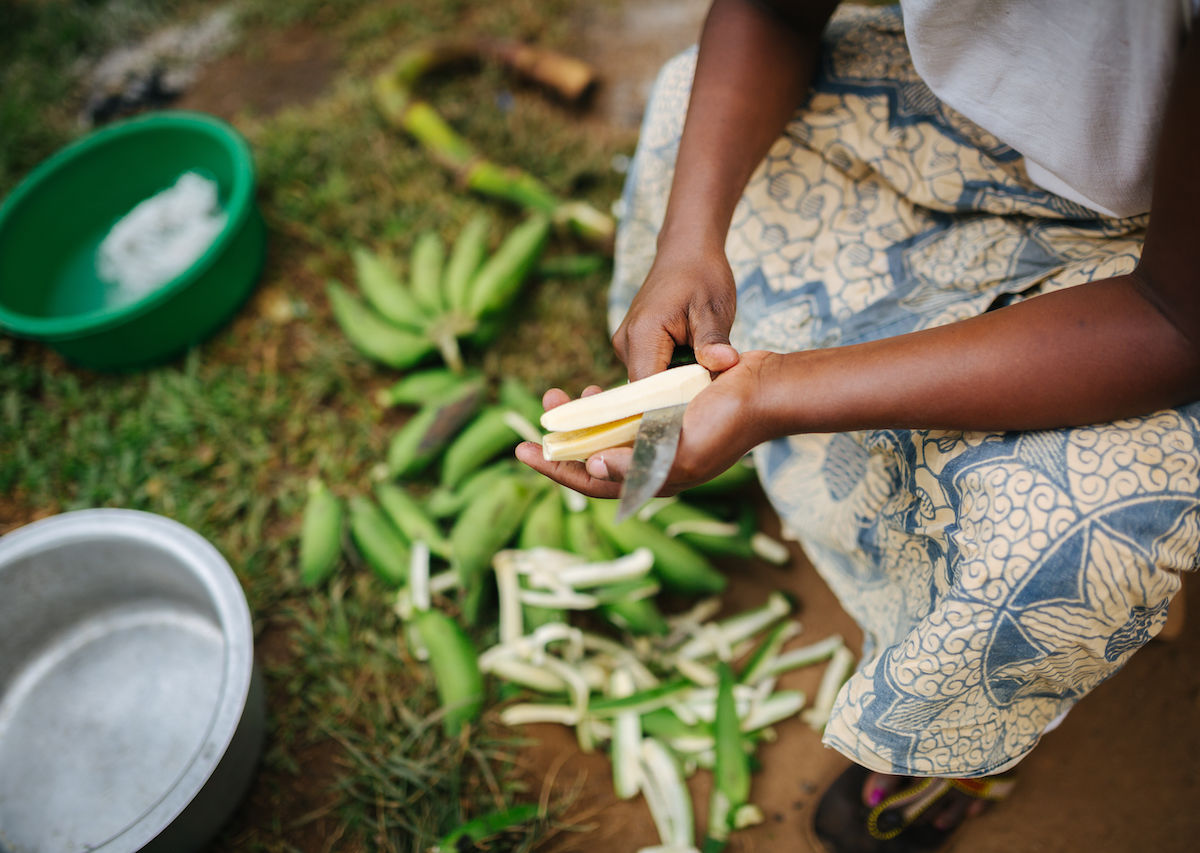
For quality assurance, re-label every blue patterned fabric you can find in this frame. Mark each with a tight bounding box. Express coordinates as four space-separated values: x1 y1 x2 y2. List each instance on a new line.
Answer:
610 5 1199 777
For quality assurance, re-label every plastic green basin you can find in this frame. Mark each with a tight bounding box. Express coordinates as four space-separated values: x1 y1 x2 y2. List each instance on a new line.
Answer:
0 112 265 370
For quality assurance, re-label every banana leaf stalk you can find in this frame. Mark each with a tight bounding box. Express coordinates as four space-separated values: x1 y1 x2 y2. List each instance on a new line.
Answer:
373 40 616 250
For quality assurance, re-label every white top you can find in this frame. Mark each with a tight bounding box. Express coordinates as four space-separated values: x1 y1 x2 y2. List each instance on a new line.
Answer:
899 0 1195 218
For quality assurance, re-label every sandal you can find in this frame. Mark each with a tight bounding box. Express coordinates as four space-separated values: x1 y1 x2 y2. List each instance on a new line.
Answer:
808 763 1016 853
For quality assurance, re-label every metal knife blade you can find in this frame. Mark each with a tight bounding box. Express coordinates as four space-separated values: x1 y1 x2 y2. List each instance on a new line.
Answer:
614 402 687 523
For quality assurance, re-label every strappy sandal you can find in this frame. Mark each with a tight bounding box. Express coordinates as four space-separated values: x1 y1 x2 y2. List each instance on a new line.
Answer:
808 763 1016 853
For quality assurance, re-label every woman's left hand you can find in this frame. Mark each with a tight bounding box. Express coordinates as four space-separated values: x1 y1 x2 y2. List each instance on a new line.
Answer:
515 351 781 498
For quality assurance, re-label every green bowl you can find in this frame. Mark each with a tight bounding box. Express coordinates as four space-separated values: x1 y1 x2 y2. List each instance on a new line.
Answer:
0 112 265 370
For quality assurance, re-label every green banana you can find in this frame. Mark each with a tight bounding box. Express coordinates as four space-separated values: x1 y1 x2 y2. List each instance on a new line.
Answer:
682 459 757 496
414 608 484 736
375 481 452 560
376 367 482 408
591 499 727 594
351 247 427 330
451 475 536 622
564 502 617 561
440 405 522 489
598 585 669 636
517 488 566 550
386 378 486 477
647 499 755 560
348 495 411 587
299 478 343 587
327 280 435 369
426 459 519 518
444 213 491 315
410 230 446 313
466 214 551 320
705 663 751 850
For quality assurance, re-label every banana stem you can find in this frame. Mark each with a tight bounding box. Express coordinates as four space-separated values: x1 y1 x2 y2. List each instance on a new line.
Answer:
373 39 616 251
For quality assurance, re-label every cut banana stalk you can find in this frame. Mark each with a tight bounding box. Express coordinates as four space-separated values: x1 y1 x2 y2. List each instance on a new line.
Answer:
540 364 711 432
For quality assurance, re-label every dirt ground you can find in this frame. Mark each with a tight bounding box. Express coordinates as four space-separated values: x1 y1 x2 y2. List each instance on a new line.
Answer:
173 1 1200 850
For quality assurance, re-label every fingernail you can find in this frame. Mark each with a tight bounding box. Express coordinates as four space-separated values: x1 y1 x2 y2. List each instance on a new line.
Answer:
587 455 609 479
867 788 884 807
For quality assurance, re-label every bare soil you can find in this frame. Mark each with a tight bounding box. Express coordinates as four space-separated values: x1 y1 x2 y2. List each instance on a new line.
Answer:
179 2 1200 850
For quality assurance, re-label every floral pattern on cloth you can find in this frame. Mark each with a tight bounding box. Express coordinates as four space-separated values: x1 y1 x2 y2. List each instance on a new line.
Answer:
609 4 1198 777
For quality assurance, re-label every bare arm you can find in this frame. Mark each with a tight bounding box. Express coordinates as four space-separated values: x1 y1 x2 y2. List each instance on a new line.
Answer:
753 26 1200 438
612 0 840 379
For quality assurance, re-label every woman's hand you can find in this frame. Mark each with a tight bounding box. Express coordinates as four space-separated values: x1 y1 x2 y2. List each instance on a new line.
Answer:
612 242 742 380
514 351 780 498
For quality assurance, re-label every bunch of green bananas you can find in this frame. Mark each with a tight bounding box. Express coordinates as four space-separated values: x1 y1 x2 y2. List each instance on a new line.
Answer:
327 213 550 373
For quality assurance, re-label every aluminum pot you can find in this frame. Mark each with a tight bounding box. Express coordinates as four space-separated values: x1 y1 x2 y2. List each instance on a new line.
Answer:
0 509 264 852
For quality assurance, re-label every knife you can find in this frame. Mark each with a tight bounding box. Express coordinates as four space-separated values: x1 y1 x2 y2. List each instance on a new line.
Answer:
614 348 698 524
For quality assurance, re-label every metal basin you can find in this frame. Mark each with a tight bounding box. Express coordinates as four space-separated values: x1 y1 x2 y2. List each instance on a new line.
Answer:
0 510 263 853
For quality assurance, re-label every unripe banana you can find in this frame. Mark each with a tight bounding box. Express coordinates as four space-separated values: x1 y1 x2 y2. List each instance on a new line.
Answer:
348 495 411 587
409 230 446 313
466 214 551 320
374 482 452 560
517 487 566 550
564 501 617 561
387 379 486 478
591 499 726 594
451 475 537 621
351 247 427 330
440 406 521 489
444 213 491 315
376 367 482 408
299 478 343 587
414 608 484 736
599 583 669 636
426 459 519 518
327 281 435 369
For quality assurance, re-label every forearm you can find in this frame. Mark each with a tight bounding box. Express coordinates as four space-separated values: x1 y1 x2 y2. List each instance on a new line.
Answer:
659 0 836 249
758 275 1200 435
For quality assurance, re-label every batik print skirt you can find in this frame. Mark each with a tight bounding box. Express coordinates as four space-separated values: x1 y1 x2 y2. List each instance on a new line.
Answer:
609 4 1200 778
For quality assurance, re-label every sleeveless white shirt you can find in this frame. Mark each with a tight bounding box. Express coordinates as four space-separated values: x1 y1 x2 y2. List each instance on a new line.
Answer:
898 0 1195 218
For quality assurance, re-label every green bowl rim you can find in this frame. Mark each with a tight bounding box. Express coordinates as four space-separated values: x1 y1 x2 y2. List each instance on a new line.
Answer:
0 111 257 340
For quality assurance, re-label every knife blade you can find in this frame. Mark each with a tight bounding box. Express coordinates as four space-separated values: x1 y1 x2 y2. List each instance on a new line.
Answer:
614 401 687 524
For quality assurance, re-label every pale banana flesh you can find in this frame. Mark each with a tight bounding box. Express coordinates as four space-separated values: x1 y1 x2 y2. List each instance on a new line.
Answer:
540 364 712 462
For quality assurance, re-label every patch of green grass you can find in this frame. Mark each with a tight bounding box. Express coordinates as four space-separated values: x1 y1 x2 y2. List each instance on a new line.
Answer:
2 0 633 849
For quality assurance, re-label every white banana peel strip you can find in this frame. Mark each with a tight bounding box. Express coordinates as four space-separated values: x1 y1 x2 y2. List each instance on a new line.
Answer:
760 634 845 680
749 532 790 565
477 622 581 669
802 645 856 731
394 567 458 620
502 409 544 443
741 690 807 732
561 485 588 513
485 657 568 693
611 668 642 800
501 702 579 727
494 553 523 646
674 657 718 687
409 541 432 613
540 363 711 432
674 592 791 661
552 547 655 588
638 737 696 849
663 519 741 539
636 496 677 522
519 588 600 609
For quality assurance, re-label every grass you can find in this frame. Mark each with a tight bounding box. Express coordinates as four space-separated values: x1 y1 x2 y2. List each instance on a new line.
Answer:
1 0 632 849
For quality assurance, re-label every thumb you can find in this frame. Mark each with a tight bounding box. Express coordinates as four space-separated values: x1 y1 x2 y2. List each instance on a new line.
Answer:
690 311 739 373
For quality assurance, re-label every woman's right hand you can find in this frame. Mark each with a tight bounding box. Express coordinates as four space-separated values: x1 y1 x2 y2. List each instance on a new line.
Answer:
611 240 742 380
